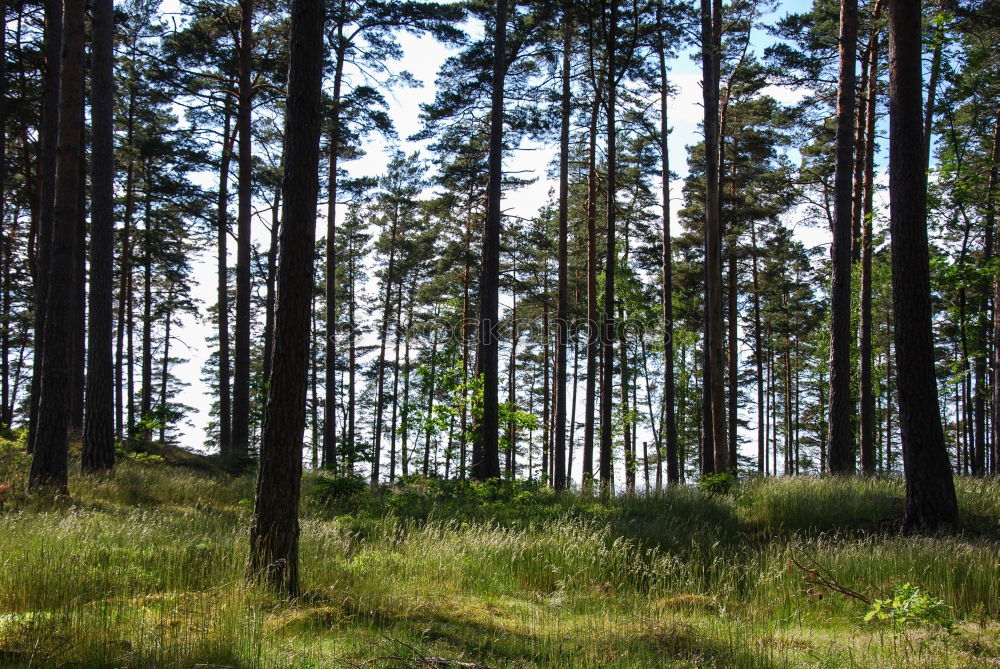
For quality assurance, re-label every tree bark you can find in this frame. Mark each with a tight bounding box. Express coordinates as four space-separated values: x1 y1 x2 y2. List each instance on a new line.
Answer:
656 12 679 485
859 7 882 476
700 0 727 474
599 0 618 492
232 0 254 458
827 0 858 475
324 36 346 475
30 0 85 491
553 3 571 491
216 106 234 455
887 0 958 531
247 0 324 597
27 0 62 453
82 0 116 472
471 0 505 481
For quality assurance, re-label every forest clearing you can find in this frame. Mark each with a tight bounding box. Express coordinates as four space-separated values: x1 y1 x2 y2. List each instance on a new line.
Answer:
0 438 998 668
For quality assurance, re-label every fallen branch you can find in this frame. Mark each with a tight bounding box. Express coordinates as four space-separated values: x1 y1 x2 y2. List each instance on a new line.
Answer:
790 554 872 606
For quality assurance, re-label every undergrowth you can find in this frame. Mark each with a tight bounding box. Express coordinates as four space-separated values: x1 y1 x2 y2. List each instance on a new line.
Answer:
0 437 997 667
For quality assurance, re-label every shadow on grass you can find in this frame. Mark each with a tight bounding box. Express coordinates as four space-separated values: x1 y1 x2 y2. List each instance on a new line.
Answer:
282 592 783 669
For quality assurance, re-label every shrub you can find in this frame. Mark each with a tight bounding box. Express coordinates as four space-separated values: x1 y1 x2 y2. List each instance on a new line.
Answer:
864 582 954 631
698 472 736 496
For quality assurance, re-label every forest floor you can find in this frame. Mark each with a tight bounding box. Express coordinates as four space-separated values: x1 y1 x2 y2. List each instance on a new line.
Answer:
0 435 998 668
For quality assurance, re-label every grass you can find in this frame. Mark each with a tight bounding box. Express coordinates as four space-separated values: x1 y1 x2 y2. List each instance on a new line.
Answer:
0 439 998 667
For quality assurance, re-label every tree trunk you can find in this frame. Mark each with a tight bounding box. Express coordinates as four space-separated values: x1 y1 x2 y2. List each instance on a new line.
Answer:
247 0 323 596
751 220 764 474
988 110 1000 476
389 281 403 483
582 54 601 489
700 0 727 474
887 0 958 531
507 268 518 477
27 0 62 453
30 0 85 491
859 11 882 476
232 0 254 458
70 102 86 436
324 39 346 476
471 0 505 481
371 206 398 486
215 105 234 454
423 325 438 476
140 180 153 440
553 3 571 491
599 0 618 493
263 179 281 390
82 0 116 472
827 0 858 475
656 17 678 485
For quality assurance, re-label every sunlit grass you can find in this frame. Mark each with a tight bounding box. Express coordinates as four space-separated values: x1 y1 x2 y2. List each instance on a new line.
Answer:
0 440 996 667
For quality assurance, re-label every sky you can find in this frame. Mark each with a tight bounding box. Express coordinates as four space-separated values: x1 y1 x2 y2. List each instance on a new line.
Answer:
165 0 873 484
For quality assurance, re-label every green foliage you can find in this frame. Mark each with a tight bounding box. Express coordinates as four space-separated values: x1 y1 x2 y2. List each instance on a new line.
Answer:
865 583 954 631
698 471 737 495
305 473 368 512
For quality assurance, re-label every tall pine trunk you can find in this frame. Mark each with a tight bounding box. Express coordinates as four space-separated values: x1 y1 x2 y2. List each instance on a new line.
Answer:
887 0 958 531
700 0 727 474
27 0 62 453
827 0 858 474
552 3 571 490
31 0 85 491
599 0 618 492
247 0 324 596
232 0 254 458
656 16 678 485
216 107 234 454
82 0 116 472
471 0 505 481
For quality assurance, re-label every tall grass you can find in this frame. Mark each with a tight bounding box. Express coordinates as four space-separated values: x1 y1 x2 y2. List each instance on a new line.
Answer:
0 449 996 667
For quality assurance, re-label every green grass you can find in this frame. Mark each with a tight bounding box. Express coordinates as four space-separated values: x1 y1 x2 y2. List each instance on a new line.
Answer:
0 440 997 667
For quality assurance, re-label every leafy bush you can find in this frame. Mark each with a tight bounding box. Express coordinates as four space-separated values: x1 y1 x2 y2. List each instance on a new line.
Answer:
699 472 736 495
307 474 368 511
864 582 953 631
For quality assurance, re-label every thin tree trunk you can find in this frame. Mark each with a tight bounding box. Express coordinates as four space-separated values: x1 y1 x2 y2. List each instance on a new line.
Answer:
751 221 764 474
582 56 601 489
371 206 399 486
389 281 403 483
247 0 323 596
216 106 234 454
887 0 958 530
859 11 882 476
423 325 439 476
600 0 619 492
159 298 172 443
70 99 86 436
140 180 153 440
324 39 346 476
507 268 518 477
656 17 678 486
553 3 571 490
700 0 727 473
82 0 116 471
232 0 254 458
827 0 858 474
